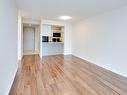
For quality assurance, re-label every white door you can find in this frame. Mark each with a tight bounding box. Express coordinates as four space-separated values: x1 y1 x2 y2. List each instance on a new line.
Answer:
23 27 35 52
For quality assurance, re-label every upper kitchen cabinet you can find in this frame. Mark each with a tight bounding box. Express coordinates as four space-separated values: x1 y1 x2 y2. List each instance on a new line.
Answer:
42 24 52 36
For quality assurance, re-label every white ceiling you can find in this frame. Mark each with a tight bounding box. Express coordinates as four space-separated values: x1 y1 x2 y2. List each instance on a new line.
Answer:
16 0 127 22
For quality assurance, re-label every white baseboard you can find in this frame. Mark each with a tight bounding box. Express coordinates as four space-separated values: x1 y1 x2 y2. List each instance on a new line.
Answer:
3 63 18 95
23 51 39 55
64 51 72 55
72 54 127 78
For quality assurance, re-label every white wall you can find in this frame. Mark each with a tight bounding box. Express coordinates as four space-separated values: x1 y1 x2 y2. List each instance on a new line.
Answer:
0 0 18 95
72 6 127 78
18 16 23 60
64 23 72 54
22 18 41 25
35 26 40 52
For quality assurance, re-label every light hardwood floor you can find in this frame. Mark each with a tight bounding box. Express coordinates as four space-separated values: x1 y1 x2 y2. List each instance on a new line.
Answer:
9 55 127 95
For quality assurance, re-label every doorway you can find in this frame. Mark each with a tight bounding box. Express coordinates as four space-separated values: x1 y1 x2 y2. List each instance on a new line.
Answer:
23 27 35 52
23 23 40 55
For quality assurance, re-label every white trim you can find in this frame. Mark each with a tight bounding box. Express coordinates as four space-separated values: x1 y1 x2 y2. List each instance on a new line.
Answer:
23 50 39 55
3 63 18 95
64 51 72 55
72 54 127 78
18 16 23 60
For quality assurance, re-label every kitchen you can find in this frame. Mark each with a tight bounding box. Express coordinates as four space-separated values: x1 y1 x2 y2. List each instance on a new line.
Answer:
42 24 64 56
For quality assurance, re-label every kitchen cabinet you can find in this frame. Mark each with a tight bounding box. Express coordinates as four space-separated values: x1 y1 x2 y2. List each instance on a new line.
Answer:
42 24 52 36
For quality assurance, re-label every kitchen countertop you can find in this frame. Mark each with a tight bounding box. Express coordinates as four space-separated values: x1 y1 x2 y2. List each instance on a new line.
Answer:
42 42 64 44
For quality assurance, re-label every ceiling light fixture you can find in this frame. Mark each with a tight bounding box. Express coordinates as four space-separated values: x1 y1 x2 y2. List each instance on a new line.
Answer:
59 16 72 20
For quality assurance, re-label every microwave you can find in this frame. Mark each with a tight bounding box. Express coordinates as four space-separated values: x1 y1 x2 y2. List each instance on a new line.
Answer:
53 33 61 37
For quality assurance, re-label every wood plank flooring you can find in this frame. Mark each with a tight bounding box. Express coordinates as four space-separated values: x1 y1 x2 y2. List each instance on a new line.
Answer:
9 55 127 95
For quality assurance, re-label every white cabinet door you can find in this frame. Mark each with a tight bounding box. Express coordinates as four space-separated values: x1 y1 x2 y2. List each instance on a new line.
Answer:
42 24 52 36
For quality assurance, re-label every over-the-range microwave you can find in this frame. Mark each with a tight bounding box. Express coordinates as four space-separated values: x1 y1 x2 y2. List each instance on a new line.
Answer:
53 33 61 37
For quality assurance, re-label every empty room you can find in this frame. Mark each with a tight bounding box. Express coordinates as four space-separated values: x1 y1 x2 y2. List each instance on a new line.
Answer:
1 0 127 95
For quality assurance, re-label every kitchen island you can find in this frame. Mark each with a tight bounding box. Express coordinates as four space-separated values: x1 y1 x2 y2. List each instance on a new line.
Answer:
42 42 64 56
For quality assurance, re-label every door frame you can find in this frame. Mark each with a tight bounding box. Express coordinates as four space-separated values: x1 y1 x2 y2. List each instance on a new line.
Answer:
23 23 40 55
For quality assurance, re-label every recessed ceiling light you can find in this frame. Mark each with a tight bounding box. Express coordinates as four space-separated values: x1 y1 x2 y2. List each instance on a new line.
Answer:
59 16 72 20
